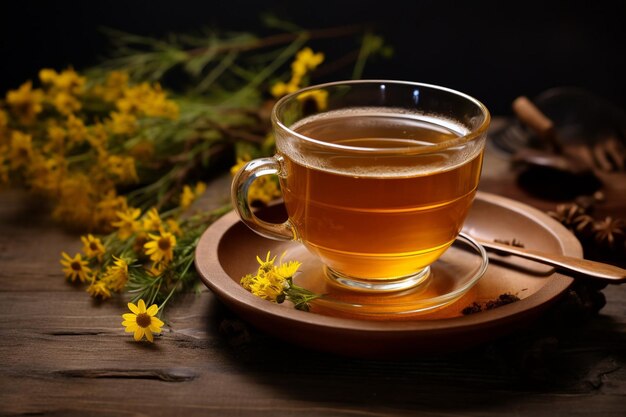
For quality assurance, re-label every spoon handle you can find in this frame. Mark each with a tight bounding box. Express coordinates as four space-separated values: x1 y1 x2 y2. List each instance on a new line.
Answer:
474 237 626 282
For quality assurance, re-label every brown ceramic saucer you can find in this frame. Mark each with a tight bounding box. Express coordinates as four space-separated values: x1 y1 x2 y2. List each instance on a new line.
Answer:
195 192 581 358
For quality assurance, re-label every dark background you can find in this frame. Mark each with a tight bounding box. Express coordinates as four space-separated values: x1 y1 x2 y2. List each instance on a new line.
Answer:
1 0 625 116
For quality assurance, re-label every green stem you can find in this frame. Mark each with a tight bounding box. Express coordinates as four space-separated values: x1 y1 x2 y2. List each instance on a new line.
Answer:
226 34 309 104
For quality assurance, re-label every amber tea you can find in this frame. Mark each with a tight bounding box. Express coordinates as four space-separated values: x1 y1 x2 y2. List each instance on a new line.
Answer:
232 81 489 293
279 109 484 280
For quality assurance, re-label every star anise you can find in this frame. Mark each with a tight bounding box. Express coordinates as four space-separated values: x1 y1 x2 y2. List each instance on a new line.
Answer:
548 203 586 229
572 214 595 239
593 217 625 249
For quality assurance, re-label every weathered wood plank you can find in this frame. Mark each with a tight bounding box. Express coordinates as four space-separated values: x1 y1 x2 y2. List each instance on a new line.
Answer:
1 140 626 416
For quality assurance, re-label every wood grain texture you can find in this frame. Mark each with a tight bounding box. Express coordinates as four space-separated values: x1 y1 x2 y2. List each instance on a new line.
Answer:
1 139 626 416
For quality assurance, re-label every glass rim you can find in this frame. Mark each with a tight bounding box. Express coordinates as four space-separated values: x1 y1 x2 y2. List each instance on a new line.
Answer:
271 79 491 155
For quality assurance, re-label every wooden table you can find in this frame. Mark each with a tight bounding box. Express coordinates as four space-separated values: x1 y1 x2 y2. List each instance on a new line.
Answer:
2 123 626 416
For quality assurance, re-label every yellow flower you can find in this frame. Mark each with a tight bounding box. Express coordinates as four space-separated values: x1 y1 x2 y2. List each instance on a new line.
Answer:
256 251 277 273
141 208 162 232
230 158 281 204
270 48 324 98
91 71 129 102
86 280 111 299
106 154 138 183
240 273 255 291
240 252 288 302
180 181 206 209
66 114 88 145
6 81 44 124
87 123 108 153
60 252 92 283
111 207 141 240
9 130 33 169
45 124 66 153
81 234 106 261
51 90 81 115
294 47 324 72
297 89 328 111
144 231 176 264
248 178 281 204
180 185 195 209
108 111 138 135
39 69 57 84
122 300 164 342
116 82 178 119
275 259 302 279
240 251 313 308
103 256 129 291
249 271 287 302
39 68 85 95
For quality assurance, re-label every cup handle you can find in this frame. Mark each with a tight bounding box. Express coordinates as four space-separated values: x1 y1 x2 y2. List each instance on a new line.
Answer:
231 156 297 241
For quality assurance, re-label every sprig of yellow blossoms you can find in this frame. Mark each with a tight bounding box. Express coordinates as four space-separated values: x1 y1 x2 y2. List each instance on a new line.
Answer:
60 181 213 302
241 251 319 311
0 68 179 232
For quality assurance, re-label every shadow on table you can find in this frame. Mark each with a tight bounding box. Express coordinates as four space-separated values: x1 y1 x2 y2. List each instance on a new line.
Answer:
204 285 626 412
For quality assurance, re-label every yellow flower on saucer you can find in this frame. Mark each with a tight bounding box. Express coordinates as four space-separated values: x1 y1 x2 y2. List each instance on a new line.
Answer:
122 299 164 342
60 252 92 283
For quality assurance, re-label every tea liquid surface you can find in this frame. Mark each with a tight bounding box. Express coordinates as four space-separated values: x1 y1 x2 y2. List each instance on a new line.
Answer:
280 109 483 280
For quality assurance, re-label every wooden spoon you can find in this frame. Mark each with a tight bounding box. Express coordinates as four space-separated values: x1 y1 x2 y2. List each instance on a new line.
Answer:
471 235 626 283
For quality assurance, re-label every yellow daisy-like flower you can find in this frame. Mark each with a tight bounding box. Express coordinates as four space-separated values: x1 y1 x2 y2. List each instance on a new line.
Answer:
86 280 111 299
60 252 92 283
111 207 141 240
249 271 287 302
102 256 129 292
81 234 106 261
122 300 164 342
275 259 302 279
256 251 277 274
141 208 162 232
144 231 176 264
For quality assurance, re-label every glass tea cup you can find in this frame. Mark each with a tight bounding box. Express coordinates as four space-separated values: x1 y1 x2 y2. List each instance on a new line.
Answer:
232 80 490 292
